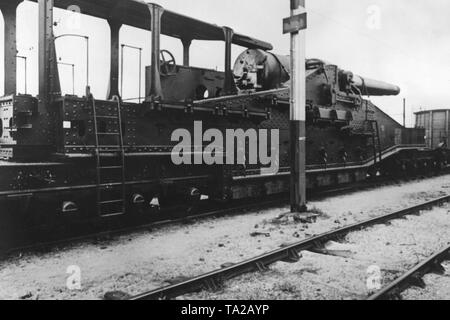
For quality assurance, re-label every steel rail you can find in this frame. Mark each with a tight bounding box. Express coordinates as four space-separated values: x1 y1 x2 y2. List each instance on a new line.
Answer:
129 194 450 300
368 246 450 300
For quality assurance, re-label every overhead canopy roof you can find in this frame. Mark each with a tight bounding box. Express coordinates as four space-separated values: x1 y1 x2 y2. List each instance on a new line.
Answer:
26 0 273 50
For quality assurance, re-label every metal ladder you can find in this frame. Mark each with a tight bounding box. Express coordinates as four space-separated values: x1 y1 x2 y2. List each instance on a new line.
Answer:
91 96 126 217
368 120 383 165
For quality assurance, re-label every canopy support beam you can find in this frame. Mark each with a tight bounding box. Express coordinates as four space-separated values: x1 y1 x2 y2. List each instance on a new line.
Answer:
0 0 21 95
181 37 192 67
222 27 235 95
107 19 122 99
147 3 164 99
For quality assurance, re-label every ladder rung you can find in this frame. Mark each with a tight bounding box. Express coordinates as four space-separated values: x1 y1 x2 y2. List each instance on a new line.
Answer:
99 183 122 188
98 148 122 151
97 148 122 151
100 166 123 170
97 132 120 136
96 115 119 119
98 154 123 158
98 153 122 156
100 211 124 218
99 199 124 205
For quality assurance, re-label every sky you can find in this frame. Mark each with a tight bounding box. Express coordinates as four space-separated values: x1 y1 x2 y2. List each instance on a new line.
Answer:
1 0 450 127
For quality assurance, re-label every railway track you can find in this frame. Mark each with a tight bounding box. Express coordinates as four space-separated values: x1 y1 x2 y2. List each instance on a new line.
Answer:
128 194 450 300
368 246 450 300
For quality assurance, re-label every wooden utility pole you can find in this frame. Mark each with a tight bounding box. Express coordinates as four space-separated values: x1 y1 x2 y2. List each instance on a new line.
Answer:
403 98 406 127
284 0 307 213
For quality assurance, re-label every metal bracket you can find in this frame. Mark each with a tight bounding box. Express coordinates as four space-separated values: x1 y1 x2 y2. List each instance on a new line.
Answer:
429 261 446 275
255 261 269 272
408 273 426 289
309 240 328 255
185 100 194 114
281 249 301 263
283 12 307 34
266 108 272 120
202 278 219 291
384 288 402 301
217 105 228 117
271 96 279 106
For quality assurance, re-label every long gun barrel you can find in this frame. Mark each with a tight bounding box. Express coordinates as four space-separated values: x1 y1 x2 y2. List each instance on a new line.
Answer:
351 75 400 96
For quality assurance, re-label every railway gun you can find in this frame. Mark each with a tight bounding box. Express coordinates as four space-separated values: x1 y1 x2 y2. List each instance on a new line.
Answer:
0 0 447 243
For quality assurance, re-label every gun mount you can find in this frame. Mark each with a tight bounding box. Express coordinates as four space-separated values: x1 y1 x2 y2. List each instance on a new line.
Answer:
233 49 400 97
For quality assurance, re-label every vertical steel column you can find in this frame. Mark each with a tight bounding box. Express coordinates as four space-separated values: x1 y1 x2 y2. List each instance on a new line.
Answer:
147 3 164 99
1 1 21 95
289 0 307 213
222 27 235 95
38 0 55 112
181 38 192 67
108 20 122 99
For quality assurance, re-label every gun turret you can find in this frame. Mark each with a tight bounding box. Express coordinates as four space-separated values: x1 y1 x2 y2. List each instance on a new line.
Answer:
233 49 400 97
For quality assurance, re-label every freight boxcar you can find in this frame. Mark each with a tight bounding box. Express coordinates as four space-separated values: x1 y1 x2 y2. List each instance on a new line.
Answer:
415 109 450 149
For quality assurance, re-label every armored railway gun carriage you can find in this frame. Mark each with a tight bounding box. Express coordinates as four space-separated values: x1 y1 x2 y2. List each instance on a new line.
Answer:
0 0 446 245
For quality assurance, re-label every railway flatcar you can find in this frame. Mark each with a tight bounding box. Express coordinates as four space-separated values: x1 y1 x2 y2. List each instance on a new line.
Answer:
0 0 447 244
